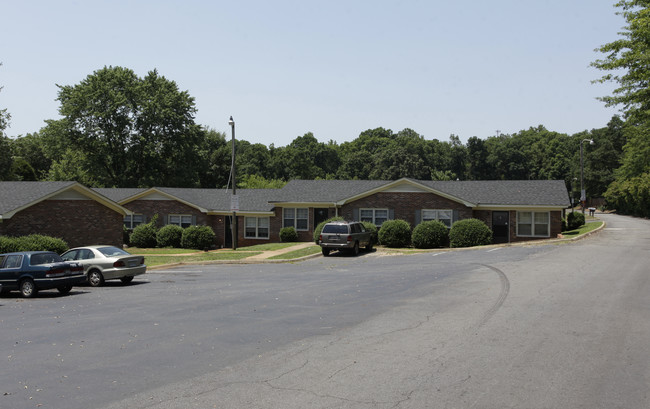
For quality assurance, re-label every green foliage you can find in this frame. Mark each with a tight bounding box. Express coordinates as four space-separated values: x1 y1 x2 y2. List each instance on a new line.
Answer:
279 226 299 242
181 225 216 250
411 221 449 249
378 219 412 248
449 219 492 248
129 215 159 248
592 0 650 123
313 216 344 243
605 173 650 217
566 212 586 231
50 66 203 187
361 221 378 245
156 224 184 248
238 174 287 189
0 234 68 253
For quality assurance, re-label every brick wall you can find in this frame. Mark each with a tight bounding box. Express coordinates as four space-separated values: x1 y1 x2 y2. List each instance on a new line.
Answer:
340 192 472 226
2 200 123 248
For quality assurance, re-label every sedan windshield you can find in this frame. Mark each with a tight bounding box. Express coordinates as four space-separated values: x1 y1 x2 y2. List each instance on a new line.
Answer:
98 247 130 257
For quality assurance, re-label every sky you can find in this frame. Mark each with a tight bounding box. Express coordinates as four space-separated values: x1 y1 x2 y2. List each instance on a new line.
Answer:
1 0 624 147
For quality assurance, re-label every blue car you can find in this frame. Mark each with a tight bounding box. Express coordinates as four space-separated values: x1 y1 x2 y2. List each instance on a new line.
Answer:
0 251 86 298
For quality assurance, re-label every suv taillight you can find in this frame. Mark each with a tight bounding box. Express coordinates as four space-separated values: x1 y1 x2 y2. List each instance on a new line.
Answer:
347 235 353 242
319 235 323 241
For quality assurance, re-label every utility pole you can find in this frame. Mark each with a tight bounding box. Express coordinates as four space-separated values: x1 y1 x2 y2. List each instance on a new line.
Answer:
229 116 238 250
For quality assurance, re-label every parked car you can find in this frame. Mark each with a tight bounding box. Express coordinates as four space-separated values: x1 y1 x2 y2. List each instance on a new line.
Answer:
318 221 373 256
61 245 146 287
0 251 86 298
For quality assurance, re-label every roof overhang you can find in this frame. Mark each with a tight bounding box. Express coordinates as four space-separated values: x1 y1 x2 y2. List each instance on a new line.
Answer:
2 182 132 220
338 178 475 207
473 204 568 211
207 211 275 216
120 188 209 213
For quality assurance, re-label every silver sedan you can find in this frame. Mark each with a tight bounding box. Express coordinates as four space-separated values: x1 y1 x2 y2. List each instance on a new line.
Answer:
61 245 146 287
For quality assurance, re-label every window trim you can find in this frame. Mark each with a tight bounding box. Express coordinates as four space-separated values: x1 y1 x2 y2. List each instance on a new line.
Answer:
124 214 145 229
360 208 389 226
168 214 193 228
516 211 550 237
245 216 270 239
283 208 309 231
421 209 453 228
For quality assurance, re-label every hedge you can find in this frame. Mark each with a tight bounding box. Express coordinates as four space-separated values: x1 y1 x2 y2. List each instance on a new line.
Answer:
449 218 492 248
0 234 69 254
411 220 449 249
378 219 412 248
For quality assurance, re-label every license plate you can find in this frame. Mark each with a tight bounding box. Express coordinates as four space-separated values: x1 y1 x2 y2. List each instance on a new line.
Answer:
129 261 138 267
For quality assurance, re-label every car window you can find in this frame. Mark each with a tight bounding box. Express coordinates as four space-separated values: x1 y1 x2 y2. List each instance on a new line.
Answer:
4 255 23 268
30 253 62 265
77 249 95 260
61 250 77 261
322 224 348 234
97 246 130 257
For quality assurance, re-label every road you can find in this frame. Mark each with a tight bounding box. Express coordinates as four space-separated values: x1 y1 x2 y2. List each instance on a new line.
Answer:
1 213 648 409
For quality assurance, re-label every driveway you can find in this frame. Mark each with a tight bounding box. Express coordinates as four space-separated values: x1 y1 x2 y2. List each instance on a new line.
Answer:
1 213 648 409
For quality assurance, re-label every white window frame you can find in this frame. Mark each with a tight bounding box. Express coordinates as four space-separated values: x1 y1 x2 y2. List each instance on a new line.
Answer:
124 214 145 229
516 211 550 237
360 208 389 226
283 208 309 231
422 209 453 228
245 216 270 239
168 214 193 228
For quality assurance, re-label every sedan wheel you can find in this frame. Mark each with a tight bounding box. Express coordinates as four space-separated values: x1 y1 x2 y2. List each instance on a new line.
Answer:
120 276 134 284
88 270 104 287
20 279 37 298
57 285 73 295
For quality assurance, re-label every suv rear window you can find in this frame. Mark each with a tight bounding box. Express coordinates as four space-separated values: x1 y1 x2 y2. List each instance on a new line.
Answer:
322 224 349 234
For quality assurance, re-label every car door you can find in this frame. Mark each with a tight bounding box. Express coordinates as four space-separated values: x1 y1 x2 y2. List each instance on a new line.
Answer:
0 255 24 289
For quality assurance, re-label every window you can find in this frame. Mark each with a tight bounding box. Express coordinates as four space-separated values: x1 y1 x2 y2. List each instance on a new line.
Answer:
360 208 389 226
422 209 453 228
124 214 144 229
283 208 308 231
168 214 193 228
245 217 270 239
517 211 550 237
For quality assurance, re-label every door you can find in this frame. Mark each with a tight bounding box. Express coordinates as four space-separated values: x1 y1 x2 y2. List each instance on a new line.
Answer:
492 211 509 244
314 208 329 229
224 216 233 248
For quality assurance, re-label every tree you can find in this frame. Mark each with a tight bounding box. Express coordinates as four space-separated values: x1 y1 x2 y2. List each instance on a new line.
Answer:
0 63 13 180
49 66 203 187
592 1 650 123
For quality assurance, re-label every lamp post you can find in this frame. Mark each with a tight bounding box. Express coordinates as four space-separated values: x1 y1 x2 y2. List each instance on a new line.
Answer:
580 138 594 214
229 116 238 250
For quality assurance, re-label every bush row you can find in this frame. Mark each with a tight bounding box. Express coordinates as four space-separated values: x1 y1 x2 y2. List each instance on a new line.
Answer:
0 234 69 254
378 218 493 249
127 214 216 250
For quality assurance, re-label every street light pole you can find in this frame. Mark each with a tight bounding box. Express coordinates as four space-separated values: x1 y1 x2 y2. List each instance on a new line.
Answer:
229 116 238 250
580 138 594 214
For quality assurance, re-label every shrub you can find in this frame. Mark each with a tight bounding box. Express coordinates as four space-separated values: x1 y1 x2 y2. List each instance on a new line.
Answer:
181 225 215 250
313 216 344 243
361 221 378 245
0 234 68 253
378 219 412 248
561 217 568 232
566 212 585 231
449 218 492 248
279 226 299 242
129 214 159 248
411 221 449 249
123 225 131 246
156 224 184 248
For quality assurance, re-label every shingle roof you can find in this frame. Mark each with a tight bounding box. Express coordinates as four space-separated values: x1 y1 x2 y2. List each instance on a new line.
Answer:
94 187 278 213
422 180 570 207
0 181 77 215
271 179 570 207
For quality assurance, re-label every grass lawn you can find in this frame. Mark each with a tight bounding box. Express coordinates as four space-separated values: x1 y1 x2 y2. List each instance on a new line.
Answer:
144 251 263 267
562 221 604 238
268 245 321 260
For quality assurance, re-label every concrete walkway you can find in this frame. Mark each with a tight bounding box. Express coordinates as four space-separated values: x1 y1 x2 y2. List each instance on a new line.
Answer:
245 242 317 261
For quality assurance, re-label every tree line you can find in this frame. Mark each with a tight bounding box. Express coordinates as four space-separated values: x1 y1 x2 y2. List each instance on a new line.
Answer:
1 1 648 216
